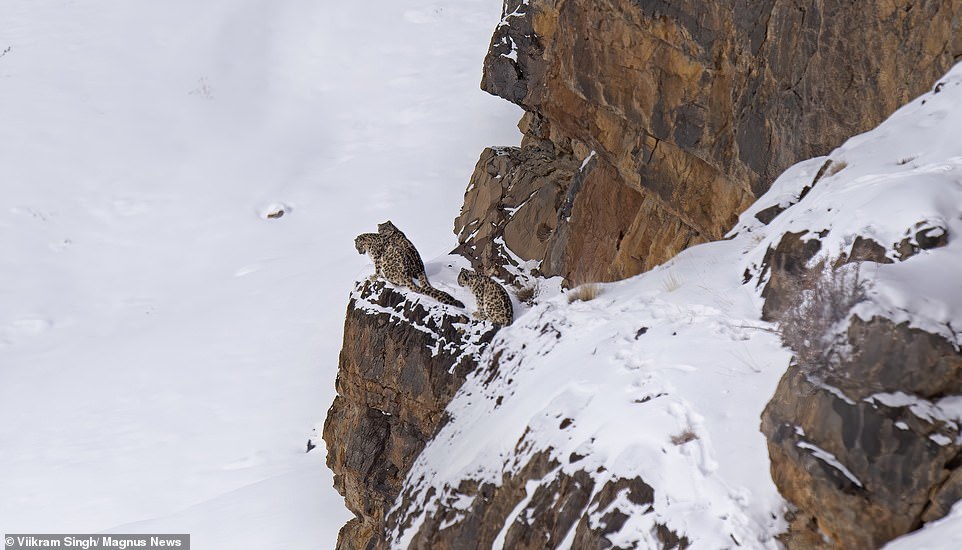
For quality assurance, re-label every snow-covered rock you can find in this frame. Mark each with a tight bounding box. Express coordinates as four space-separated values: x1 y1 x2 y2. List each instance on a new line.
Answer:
378 63 962 548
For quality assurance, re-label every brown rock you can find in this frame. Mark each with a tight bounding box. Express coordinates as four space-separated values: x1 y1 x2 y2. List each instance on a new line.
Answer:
454 144 579 281
391 451 568 550
846 236 893 265
546 158 709 283
323 281 497 549
758 230 823 320
455 136 709 285
758 223 962 547
761 317 962 549
460 0 962 284
388 445 682 550
896 221 951 260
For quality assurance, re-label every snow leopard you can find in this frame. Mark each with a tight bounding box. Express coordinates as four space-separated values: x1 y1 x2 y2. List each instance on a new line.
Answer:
354 230 464 308
457 268 513 326
377 220 426 277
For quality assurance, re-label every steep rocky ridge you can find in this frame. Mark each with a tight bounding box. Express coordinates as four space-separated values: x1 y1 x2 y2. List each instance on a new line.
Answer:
323 275 497 549
457 0 962 284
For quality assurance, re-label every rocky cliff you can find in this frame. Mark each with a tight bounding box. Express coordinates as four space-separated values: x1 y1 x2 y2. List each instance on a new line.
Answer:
323 275 497 549
324 2 962 548
456 0 962 284
753 67 962 547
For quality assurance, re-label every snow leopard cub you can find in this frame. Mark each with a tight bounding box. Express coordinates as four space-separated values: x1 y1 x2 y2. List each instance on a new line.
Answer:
457 268 513 326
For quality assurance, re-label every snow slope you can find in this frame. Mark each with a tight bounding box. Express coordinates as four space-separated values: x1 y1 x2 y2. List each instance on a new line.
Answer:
387 63 962 548
886 502 962 549
391 227 796 549
0 0 520 547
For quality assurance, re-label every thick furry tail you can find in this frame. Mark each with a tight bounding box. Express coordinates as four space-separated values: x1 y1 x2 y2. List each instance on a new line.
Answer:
415 281 465 308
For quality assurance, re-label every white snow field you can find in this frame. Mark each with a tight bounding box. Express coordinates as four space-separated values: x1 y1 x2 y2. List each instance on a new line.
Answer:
0 0 520 548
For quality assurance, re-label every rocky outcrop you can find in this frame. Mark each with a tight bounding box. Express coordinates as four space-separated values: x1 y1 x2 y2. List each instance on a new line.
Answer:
762 316 962 548
757 214 962 547
388 448 687 550
456 0 962 284
323 280 496 549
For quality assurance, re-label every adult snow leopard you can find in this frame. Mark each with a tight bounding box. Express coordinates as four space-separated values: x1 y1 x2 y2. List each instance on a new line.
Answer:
355 225 464 308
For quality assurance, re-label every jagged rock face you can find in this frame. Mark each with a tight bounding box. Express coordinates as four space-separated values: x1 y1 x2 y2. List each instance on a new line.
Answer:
323 281 496 549
757 224 962 547
388 448 687 550
455 121 709 285
453 143 580 281
761 317 962 548
734 53 962 545
457 0 962 284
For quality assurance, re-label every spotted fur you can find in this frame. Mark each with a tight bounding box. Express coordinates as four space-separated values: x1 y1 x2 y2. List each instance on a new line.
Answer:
377 220 427 281
355 227 464 308
354 233 386 280
457 268 513 325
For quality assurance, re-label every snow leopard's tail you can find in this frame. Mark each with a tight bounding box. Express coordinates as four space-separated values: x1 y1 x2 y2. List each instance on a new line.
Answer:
414 280 465 309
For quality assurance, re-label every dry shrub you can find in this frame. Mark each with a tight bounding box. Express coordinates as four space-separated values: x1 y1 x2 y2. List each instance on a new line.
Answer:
567 283 600 303
662 271 681 292
514 280 541 305
777 262 871 377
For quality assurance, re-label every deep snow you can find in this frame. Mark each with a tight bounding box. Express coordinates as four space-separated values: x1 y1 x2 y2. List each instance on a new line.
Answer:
0 0 520 547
